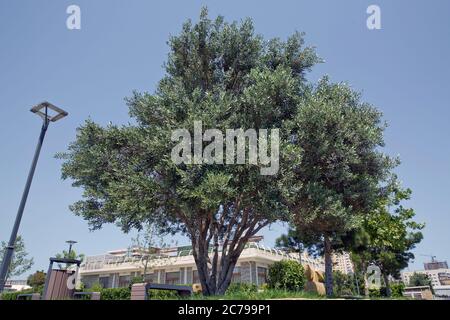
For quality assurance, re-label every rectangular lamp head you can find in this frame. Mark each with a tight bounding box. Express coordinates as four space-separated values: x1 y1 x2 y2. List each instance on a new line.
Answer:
30 101 68 122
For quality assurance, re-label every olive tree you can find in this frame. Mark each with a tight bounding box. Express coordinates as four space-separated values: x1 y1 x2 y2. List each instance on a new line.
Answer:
280 78 397 296
58 8 319 295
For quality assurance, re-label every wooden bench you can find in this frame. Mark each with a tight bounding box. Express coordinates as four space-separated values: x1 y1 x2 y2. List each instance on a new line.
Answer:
131 283 192 300
73 292 101 300
16 293 41 300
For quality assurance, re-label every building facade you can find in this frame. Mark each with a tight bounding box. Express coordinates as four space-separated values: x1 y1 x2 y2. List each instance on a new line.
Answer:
402 268 450 288
332 252 354 275
402 260 450 288
78 240 326 289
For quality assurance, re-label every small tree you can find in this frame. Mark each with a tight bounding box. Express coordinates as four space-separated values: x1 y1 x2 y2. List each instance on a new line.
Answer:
267 260 305 291
409 273 432 287
55 249 85 270
282 78 397 296
27 270 46 290
0 235 34 281
130 224 176 281
332 270 363 297
348 185 424 296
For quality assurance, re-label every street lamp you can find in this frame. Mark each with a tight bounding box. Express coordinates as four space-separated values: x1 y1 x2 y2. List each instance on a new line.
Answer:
0 102 68 292
66 240 77 256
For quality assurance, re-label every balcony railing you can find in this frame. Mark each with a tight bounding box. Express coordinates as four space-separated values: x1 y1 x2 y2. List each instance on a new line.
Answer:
81 242 325 272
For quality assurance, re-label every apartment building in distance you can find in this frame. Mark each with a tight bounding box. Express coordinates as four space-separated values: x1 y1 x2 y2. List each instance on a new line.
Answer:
77 237 330 289
332 252 354 275
402 259 450 288
402 259 450 299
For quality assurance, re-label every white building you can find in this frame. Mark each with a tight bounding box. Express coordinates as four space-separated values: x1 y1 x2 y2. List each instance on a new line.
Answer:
332 252 354 275
78 239 326 289
3 280 31 292
402 268 450 288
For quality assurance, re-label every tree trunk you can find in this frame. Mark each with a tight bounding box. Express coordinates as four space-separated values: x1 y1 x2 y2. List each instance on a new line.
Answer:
382 272 391 297
143 257 149 282
324 235 333 297
217 258 237 295
187 206 269 296
363 273 369 296
297 245 302 265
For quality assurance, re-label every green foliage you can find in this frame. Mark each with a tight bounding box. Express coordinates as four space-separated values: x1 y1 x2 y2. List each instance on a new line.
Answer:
267 260 305 291
148 289 180 300
0 288 35 301
89 282 104 292
408 273 432 287
57 7 320 296
188 288 323 300
99 287 131 300
27 270 46 289
347 185 424 297
130 276 145 286
332 271 362 297
0 283 42 300
283 78 397 236
0 236 34 280
55 249 85 270
390 282 405 298
281 78 397 296
226 282 258 295
275 225 321 254
56 7 399 297
368 287 382 298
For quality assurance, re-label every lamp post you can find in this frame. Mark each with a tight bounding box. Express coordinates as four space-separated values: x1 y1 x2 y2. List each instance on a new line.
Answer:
0 102 68 292
66 240 77 256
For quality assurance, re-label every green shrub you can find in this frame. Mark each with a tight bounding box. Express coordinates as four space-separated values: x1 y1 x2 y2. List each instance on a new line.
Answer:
0 288 35 300
368 287 381 298
267 260 305 291
226 283 258 295
390 283 405 298
333 271 354 296
148 289 180 300
130 276 145 287
89 282 103 292
100 287 131 300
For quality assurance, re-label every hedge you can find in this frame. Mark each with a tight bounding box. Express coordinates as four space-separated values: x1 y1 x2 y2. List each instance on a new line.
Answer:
267 260 305 291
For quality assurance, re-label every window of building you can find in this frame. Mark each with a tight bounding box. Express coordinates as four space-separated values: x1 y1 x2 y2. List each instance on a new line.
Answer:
118 275 131 287
166 271 180 285
99 276 109 288
144 272 155 283
232 266 241 283
257 267 267 285
81 275 99 289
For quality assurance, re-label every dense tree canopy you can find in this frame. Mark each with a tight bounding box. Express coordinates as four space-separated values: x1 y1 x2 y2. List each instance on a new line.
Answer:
58 8 320 295
58 8 413 297
280 79 397 296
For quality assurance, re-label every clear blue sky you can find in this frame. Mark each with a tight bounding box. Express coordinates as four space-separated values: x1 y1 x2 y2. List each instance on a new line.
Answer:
1 0 449 277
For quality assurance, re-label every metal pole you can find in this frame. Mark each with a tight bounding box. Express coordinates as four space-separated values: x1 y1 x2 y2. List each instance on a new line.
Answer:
42 259 54 300
0 119 49 292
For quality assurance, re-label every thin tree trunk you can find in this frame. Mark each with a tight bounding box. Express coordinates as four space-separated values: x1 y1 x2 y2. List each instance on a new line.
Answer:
324 235 333 297
143 257 149 282
363 272 369 296
297 244 302 265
